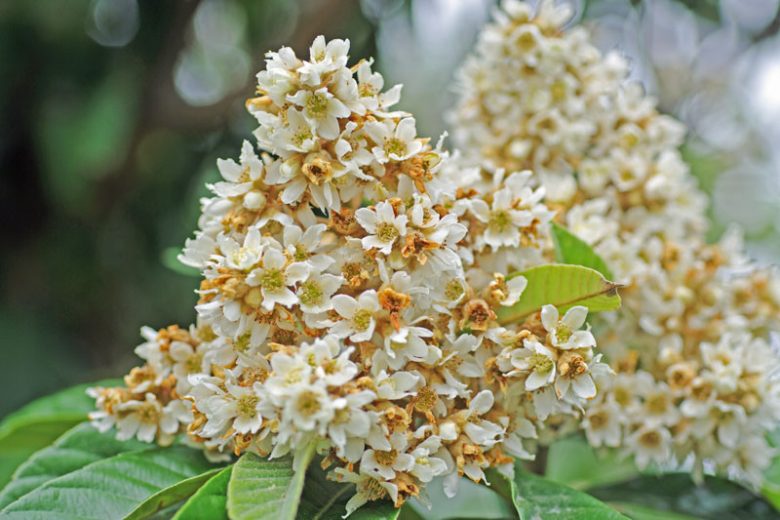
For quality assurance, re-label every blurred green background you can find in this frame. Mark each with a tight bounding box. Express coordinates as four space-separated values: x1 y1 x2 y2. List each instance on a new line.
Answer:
2 0 778 416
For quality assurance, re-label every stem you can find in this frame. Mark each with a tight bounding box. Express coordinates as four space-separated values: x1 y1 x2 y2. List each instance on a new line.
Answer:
280 441 318 520
312 484 351 520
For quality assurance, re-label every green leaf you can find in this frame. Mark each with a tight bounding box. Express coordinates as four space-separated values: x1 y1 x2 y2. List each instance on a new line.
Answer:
125 466 223 520
227 443 316 520
590 474 779 519
550 222 614 279
544 436 638 490
0 423 148 509
227 453 296 520
496 264 622 325
0 379 121 487
173 466 232 520
0 445 215 519
281 443 318 520
489 462 627 519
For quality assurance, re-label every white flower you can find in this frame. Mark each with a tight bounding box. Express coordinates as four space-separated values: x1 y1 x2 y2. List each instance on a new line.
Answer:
692 401 747 449
268 107 317 153
555 352 598 401
408 436 448 483
299 35 349 86
283 223 331 271
254 46 298 105
374 370 420 400
469 187 534 250
700 335 744 393
509 339 556 391
179 231 217 270
355 60 402 112
541 305 596 350
301 336 358 387
246 247 309 311
288 87 351 140
462 390 504 449
627 425 672 470
640 383 680 427
502 417 538 460
265 351 312 397
331 467 398 517
333 121 376 175
583 400 622 448
199 381 266 437
216 227 265 271
379 325 433 370
328 390 376 458
330 290 381 342
364 118 423 162
113 393 191 445
355 201 408 255
282 381 334 433
297 271 343 314
532 386 559 421
361 432 415 480
498 275 528 306
169 341 212 393
211 140 266 212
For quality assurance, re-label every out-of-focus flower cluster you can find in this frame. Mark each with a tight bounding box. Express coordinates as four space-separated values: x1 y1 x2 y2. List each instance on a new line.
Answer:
450 0 780 487
90 36 610 513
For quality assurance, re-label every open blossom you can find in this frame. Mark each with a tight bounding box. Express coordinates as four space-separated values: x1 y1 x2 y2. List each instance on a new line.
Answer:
583 401 622 448
288 87 351 140
89 390 191 446
364 118 424 163
330 291 381 342
510 339 556 391
246 247 310 311
467 172 550 251
541 305 596 350
355 201 408 255
91 33 613 515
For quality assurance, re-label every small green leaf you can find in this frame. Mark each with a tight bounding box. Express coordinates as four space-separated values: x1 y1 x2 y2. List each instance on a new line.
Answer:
227 453 296 520
545 436 638 490
0 445 215 519
490 462 627 519
281 443 318 520
173 466 232 520
0 423 148 509
496 264 622 325
125 466 223 520
550 222 614 279
0 379 121 487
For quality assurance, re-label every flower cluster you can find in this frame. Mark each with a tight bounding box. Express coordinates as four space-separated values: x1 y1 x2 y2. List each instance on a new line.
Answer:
91 36 609 513
450 0 780 487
